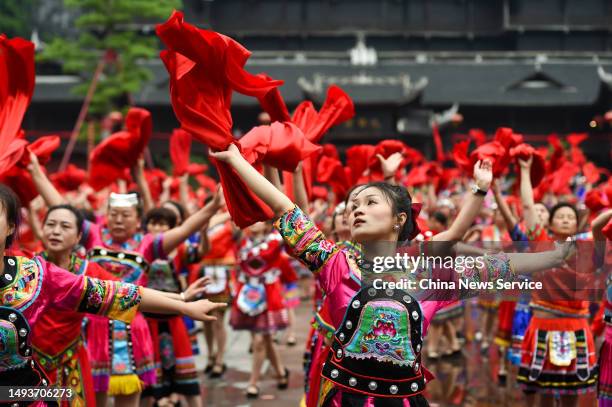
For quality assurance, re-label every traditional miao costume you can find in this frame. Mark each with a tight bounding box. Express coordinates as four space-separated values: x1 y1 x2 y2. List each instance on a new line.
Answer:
190 221 235 305
1 255 141 406
229 231 288 333
31 254 119 406
597 268 611 405
517 233 600 396
276 206 515 406
280 252 300 310
142 240 201 399
81 222 163 395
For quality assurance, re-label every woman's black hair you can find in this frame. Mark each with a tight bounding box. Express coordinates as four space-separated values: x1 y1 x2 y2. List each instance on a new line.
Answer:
549 202 579 226
79 208 96 223
144 207 177 229
43 204 84 234
163 200 186 224
0 184 21 248
348 181 415 242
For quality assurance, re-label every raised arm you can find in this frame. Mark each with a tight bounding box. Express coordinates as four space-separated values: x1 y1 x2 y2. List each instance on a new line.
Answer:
161 190 223 255
492 181 518 231
27 151 66 206
433 160 493 242
291 163 309 213
210 144 294 217
518 156 538 231
377 152 403 185
132 158 154 214
591 208 612 260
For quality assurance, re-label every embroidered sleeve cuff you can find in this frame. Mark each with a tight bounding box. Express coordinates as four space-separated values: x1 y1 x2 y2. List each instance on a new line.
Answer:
77 278 141 323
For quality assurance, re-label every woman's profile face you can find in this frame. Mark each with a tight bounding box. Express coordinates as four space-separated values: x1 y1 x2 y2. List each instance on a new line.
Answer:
348 187 396 243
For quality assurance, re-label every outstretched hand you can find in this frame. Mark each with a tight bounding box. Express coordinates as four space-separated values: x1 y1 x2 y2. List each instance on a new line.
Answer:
376 152 403 179
472 159 493 191
182 299 227 322
554 237 576 267
183 276 212 301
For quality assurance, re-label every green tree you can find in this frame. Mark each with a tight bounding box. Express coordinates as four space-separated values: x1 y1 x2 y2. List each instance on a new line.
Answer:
0 0 35 38
39 0 181 116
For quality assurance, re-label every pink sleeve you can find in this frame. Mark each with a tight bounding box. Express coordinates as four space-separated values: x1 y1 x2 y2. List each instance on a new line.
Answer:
140 233 166 263
42 259 141 323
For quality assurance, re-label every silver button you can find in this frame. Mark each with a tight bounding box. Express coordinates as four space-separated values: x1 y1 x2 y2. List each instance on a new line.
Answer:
352 300 360 309
5 273 12 281
330 369 339 379
348 377 357 387
100 249 107 256
412 310 419 320
338 333 345 341
416 344 421 352
403 295 412 303
8 313 17 322
390 385 398 394
345 321 353 329
385 288 394 297
42 379 47 386
12 403 19 407
7 258 15 266
368 381 378 391
357 259 364 265
368 288 376 297
117 252 125 259
19 328 27 337
411 382 419 392
136 256 143 264
414 362 420 371
336 349 343 358
24 348 30 356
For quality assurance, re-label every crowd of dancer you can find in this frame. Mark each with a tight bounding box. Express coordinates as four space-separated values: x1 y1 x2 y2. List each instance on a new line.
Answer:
1 10 611 407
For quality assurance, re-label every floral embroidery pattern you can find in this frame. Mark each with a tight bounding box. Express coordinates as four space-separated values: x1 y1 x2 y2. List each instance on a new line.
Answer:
275 206 338 273
77 278 140 322
1 258 41 311
344 300 415 367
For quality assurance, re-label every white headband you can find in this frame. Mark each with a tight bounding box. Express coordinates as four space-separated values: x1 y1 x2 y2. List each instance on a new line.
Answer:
109 193 139 208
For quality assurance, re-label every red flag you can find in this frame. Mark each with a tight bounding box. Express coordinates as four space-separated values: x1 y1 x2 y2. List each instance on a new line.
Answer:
170 128 192 176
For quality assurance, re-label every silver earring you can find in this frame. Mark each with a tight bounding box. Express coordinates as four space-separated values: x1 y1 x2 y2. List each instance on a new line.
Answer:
393 224 400 231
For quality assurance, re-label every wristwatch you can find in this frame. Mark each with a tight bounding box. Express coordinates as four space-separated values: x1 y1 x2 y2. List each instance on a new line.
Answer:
471 184 488 196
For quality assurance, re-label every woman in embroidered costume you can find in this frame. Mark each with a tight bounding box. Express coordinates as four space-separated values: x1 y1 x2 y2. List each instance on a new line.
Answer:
27 156 223 407
513 156 602 407
140 206 212 407
30 204 212 407
188 208 235 379
211 143 574 407
230 220 290 398
0 185 226 407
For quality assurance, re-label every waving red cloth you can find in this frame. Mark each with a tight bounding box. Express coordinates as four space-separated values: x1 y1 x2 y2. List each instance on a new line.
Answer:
369 139 424 179
0 135 61 205
0 36 35 168
470 141 509 177
187 163 208 175
50 164 87 192
469 129 487 146
452 140 473 174
549 162 580 195
316 155 351 202
292 85 354 143
239 122 321 172
157 11 286 227
195 174 217 193
346 144 376 184
157 10 282 151
509 143 546 187
431 123 445 162
585 189 609 213
88 107 152 191
256 73 291 123
582 162 601 185
170 128 192 176
405 162 442 189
